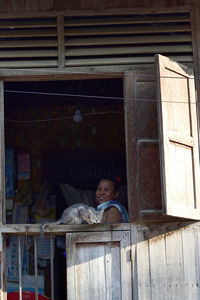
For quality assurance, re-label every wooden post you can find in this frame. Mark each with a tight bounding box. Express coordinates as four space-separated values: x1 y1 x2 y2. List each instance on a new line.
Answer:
0 81 5 300
123 72 138 222
57 15 65 69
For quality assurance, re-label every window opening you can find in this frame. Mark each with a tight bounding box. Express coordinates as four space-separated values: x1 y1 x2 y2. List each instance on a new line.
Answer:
4 78 127 299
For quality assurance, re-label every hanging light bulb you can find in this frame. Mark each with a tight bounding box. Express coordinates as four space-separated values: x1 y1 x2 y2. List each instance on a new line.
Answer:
73 108 82 123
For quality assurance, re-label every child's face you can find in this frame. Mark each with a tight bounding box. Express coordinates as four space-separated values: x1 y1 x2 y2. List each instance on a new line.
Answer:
96 179 119 204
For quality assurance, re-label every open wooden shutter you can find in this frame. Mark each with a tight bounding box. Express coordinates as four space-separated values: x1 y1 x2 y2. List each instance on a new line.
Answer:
156 54 200 219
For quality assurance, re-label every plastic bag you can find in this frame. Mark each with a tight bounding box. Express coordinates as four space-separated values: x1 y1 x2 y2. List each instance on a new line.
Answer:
8 291 50 300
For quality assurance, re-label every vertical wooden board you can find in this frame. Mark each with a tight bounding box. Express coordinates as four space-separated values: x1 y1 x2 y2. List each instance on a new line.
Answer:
64 0 85 10
0 82 5 224
24 0 39 11
0 0 11 12
39 0 53 11
181 227 198 299
89 243 107 299
148 231 167 300
66 234 76 300
75 243 91 299
123 72 137 221
11 0 25 12
131 225 152 300
165 229 185 299
105 242 121 300
138 143 162 211
137 80 157 140
1 235 7 300
195 227 200 298
57 16 65 69
115 231 132 300
130 225 139 300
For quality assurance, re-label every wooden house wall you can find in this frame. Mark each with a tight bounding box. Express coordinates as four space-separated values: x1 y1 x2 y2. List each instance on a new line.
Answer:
131 222 200 299
0 0 197 13
1 1 200 299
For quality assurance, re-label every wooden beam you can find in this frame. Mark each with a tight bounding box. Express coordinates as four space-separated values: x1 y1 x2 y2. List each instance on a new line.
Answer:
124 72 138 222
0 6 192 19
0 223 131 235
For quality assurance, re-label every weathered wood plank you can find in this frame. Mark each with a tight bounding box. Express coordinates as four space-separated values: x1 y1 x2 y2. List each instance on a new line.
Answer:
165 229 185 299
1 223 131 234
11 0 25 13
65 34 192 46
182 227 198 298
0 60 58 68
0 82 5 225
132 225 153 299
39 0 53 11
0 6 193 17
34 236 39 300
64 14 190 26
65 44 192 57
0 19 56 28
0 236 7 300
65 55 193 66
0 28 57 38
65 24 191 36
18 236 22 300
168 130 194 147
24 0 39 12
0 40 57 48
57 15 65 68
148 231 167 300
191 2 200 134
50 236 55 300
0 50 57 58
124 72 137 222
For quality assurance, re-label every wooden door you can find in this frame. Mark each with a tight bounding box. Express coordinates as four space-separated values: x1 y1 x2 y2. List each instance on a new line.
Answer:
66 231 132 300
156 54 200 219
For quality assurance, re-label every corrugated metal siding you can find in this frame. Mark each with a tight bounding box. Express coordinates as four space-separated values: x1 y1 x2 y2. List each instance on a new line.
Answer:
0 12 193 69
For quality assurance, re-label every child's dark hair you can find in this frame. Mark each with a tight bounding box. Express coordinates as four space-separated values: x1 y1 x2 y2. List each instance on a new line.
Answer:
100 177 120 191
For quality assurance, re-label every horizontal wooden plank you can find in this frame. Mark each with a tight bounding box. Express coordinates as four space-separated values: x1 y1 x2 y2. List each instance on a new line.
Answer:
0 20 56 29
168 130 194 147
0 29 57 38
0 39 57 48
64 14 190 27
65 24 191 36
0 49 57 58
65 34 192 46
0 223 131 235
66 44 192 57
65 55 193 66
0 60 58 68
